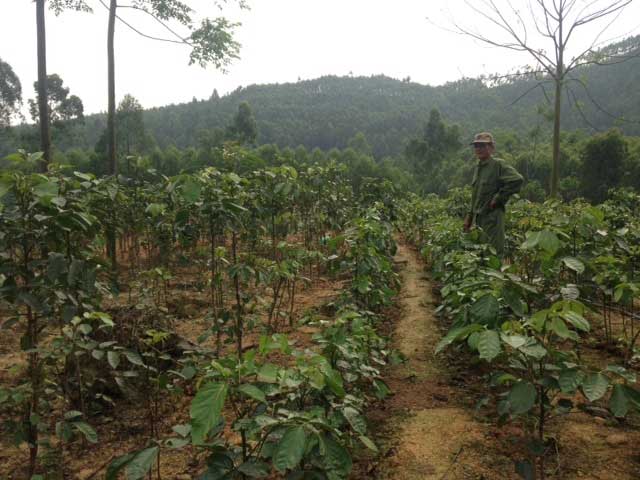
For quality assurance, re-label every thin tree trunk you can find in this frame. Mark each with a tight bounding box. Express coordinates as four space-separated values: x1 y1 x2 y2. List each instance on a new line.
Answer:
550 14 564 199
106 0 118 276
36 0 51 171
107 0 117 175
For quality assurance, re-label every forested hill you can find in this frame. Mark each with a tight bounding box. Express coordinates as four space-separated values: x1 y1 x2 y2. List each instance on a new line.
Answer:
9 36 640 158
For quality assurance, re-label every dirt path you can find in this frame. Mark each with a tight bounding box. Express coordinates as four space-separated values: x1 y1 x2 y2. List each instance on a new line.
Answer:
367 241 640 480
371 242 497 479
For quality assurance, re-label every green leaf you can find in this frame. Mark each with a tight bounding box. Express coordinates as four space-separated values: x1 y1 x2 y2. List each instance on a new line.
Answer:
343 407 367 434
238 384 266 403
145 202 166 217
558 369 584 393
470 294 499 326
237 460 270 478
190 382 228 445
257 363 279 383
502 286 525 317
124 350 145 367
320 433 352 478
519 342 547 360
353 275 371 294
622 385 640 410
47 253 67 281
359 435 378 452
582 373 609 402
181 178 201 203
125 446 159 480
548 317 576 340
562 257 585 274
477 330 501 361
610 384 629 418
500 334 527 349
33 179 58 199
323 367 345 397
106 446 159 480
560 311 590 332
435 324 483 354
273 426 307 472
606 365 637 383
538 230 562 254
72 421 98 443
107 351 120 369
172 424 191 437
508 382 537 415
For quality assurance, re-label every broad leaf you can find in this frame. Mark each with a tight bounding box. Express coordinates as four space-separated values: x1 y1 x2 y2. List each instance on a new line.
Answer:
237 460 270 478
470 294 499 326
500 334 527 349
72 421 98 443
609 384 629 418
561 311 590 332
238 384 266 403
181 178 201 203
562 257 585 274
320 433 352 478
126 446 159 480
107 351 120 369
190 382 228 445
582 373 609 402
477 330 501 361
258 363 279 383
359 435 378 452
435 324 483 354
342 407 366 434
558 369 584 394
106 446 159 480
273 426 307 472
508 381 537 415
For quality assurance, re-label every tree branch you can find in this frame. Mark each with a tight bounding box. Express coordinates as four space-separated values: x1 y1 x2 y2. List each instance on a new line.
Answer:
97 0 191 45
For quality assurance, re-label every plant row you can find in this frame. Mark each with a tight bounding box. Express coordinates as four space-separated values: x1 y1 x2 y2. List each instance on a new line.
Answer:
398 187 640 479
0 151 399 479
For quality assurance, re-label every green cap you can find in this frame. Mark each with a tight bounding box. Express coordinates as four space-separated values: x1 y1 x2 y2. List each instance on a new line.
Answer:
470 132 494 145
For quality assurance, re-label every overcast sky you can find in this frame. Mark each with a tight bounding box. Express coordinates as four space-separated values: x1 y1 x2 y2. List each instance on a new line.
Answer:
2 0 640 117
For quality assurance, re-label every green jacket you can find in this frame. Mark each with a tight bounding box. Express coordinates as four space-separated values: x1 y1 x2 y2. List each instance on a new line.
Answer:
468 157 523 256
469 157 523 218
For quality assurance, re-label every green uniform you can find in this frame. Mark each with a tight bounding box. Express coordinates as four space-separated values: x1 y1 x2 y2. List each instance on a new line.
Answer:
469 157 523 256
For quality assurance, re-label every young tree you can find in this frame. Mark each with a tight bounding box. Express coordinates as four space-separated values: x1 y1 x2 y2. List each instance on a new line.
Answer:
0 58 22 128
226 101 258 145
116 94 147 163
104 0 246 175
446 0 633 197
580 128 628 203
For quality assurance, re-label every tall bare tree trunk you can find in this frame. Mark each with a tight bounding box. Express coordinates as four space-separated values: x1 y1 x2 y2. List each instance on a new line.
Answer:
107 0 117 176
36 0 51 172
550 12 564 199
550 78 562 198
106 0 118 274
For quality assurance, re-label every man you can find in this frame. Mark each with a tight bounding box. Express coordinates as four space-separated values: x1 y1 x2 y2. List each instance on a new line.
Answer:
463 132 523 257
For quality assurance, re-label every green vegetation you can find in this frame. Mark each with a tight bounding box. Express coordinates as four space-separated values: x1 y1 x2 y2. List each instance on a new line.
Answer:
399 188 640 478
0 156 400 478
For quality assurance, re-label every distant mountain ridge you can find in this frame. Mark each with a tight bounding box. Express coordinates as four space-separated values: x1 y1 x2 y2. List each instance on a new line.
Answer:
6 36 640 158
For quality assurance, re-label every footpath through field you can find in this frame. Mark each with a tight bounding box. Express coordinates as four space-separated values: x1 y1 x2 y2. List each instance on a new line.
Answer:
370 241 495 479
368 241 640 480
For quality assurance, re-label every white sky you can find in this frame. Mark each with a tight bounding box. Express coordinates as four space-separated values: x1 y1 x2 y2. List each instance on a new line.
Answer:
2 0 640 116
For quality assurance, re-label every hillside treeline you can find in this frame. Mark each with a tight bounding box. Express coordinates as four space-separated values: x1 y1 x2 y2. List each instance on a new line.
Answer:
3 99 640 205
3 35 640 160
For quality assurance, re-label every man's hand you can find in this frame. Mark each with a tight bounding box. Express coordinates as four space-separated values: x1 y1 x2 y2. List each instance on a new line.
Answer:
489 199 498 209
463 215 472 232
